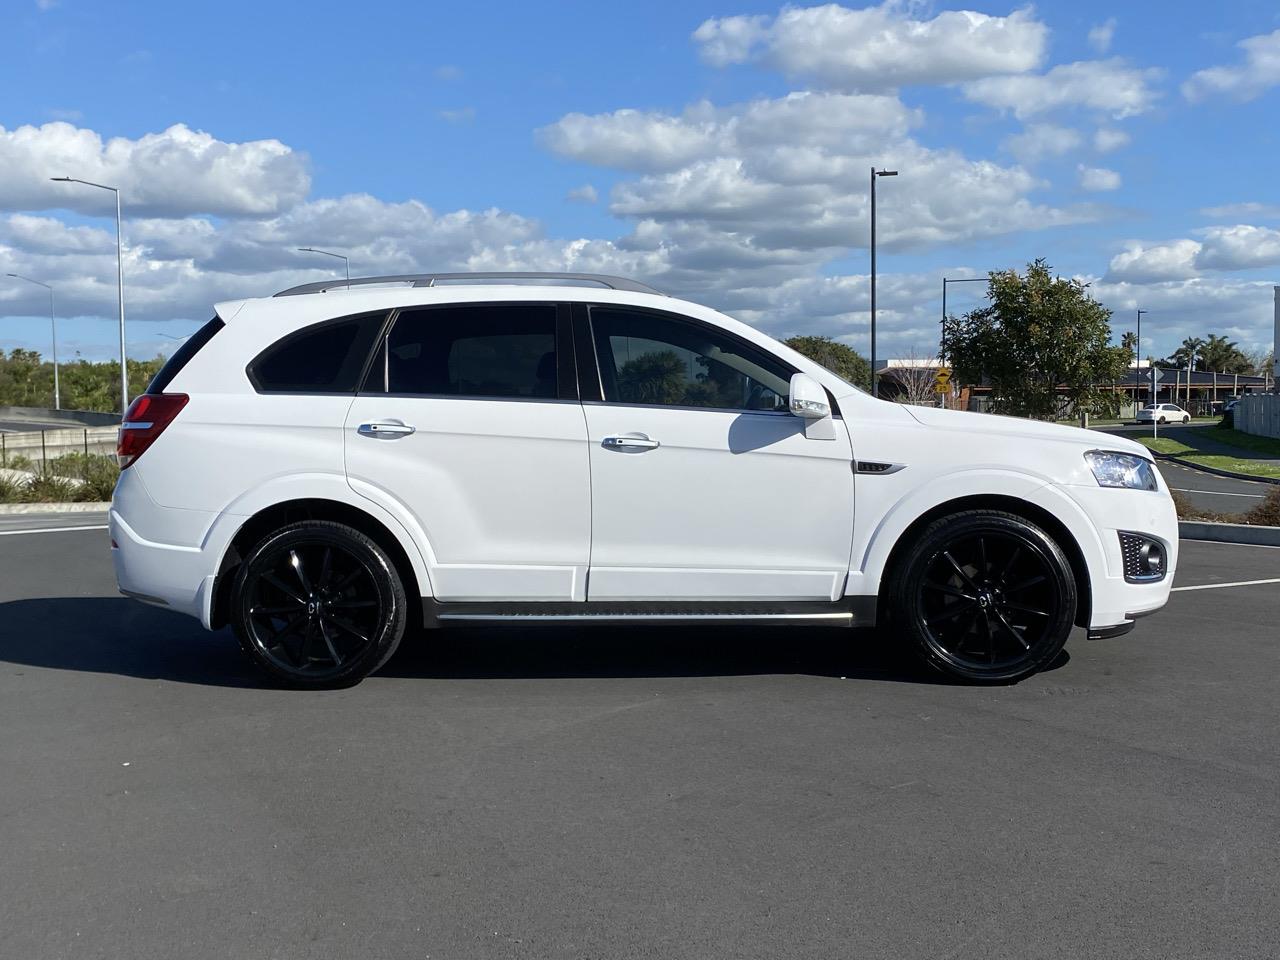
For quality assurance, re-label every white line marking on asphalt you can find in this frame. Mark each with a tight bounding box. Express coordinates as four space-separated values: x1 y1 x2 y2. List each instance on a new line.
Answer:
1172 577 1280 592
0 524 108 537
1171 487 1264 498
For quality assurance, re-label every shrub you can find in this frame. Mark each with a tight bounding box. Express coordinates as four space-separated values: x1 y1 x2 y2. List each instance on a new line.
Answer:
49 452 118 501
4 453 34 472
0 474 24 503
21 473 79 503
1242 487 1280 527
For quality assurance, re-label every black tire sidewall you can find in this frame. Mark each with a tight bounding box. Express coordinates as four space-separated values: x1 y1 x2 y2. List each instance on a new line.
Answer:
889 511 1077 683
231 521 407 688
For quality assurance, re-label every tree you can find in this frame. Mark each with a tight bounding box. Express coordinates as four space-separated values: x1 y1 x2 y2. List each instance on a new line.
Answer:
942 260 1128 420
887 347 939 406
1120 330 1138 367
0 349 164 413
1197 334 1252 373
784 335 871 391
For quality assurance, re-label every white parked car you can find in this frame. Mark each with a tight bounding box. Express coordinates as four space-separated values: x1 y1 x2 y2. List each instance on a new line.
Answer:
111 273 1177 687
1136 403 1191 424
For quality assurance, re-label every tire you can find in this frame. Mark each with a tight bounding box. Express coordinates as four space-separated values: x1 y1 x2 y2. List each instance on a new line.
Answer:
231 520 408 688
1158 417 1166 424
1182 416 1190 424
886 510 1077 683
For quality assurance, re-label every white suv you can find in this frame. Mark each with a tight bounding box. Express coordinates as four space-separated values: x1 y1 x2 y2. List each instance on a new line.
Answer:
111 272 1177 686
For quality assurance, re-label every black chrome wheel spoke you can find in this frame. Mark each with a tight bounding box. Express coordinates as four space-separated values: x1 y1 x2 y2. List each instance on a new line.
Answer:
329 598 378 610
290 549 313 594
927 581 977 602
942 551 982 593
998 545 1022 584
251 603 301 617
977 537 989 578
332 567 365 592
992 609 1031 650
327 615 372 646
1004 601 1050 617
318 547 333 591
262 572 306 605
1007 574 1047 593
318 618 344 666
927 601 976 626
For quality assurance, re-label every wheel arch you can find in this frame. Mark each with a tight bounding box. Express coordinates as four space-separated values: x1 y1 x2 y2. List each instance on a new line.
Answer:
210 498 426 631
875 494 1093 629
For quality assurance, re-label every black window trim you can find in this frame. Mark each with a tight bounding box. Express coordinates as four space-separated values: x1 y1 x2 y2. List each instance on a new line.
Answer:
245 309 394 396
580 302 842 418
354 300 579 404
148 316 224 394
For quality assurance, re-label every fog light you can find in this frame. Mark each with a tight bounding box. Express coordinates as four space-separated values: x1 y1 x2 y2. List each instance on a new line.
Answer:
1119 532 1167 583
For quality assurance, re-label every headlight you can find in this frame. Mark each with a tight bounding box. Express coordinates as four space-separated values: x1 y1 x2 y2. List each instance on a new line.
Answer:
1085 450 1159 491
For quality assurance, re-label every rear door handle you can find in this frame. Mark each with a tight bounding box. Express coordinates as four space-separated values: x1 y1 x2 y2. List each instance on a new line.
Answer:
358 420 416 438
602 434 660 451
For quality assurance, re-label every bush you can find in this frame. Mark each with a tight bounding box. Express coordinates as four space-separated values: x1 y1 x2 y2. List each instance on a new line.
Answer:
48 452 118 501
4 453 33 472
0 474 23 503
21 473 79 503
1242 487 1280 527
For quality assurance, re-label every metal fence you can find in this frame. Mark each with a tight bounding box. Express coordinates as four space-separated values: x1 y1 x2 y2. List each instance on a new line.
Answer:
0 426 118 473
1235 395 1280 440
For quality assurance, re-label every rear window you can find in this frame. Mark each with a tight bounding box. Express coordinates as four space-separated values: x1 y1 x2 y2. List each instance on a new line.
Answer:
249 312 386 394
147 317 224 393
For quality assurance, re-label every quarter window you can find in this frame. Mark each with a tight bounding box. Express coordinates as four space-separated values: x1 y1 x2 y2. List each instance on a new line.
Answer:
590 307 792 411
380 304 558 399
249 312 385 393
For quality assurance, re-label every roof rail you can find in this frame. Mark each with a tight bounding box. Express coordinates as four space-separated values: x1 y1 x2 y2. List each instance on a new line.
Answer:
273 272 665 298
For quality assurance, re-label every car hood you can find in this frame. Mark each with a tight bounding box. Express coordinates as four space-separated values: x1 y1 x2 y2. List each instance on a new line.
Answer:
904 405 1149 457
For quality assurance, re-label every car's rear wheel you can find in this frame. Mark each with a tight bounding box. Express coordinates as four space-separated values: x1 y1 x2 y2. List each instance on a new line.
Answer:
231 521 407 687
887 511 1077 683
1182 415 1190 424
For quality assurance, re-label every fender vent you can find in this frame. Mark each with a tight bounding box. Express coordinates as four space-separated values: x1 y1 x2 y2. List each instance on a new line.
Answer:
856 461 904 475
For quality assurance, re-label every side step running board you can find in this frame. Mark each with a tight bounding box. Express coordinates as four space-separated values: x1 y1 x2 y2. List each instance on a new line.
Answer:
423 598 877 628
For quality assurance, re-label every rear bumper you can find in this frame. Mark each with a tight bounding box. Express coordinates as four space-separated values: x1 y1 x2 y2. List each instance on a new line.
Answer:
110 509 217 626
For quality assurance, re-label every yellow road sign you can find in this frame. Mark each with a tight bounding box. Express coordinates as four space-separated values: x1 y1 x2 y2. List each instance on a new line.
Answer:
934 366 952 393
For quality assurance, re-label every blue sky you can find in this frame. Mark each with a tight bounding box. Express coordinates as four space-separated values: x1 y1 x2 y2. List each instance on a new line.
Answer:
1 0 1278 367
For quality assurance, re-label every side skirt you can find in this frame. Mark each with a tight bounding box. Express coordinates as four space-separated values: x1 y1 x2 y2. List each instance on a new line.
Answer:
422 597 877 628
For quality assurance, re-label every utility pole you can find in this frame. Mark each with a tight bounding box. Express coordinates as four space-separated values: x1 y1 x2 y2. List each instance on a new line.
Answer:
869 167 897 398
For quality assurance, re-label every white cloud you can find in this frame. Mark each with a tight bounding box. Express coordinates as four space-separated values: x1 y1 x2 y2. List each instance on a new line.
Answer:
1201 201 1280 219
1092 128 1130 153
1196 224 1280 271
693 2 1047 90
1078 164 1121 191
1106 239 1202 282
1003 123 1081 162
565 184 598 204
963 59 1162 119
0 122 309 218
1088 18 1116 54
1183 28 1280 102
438 107 476 124
434 64 463 81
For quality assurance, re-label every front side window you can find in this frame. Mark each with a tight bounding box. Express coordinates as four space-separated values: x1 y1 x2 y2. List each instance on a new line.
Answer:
249 312 385 393
380 304 558 399
590 307 792 411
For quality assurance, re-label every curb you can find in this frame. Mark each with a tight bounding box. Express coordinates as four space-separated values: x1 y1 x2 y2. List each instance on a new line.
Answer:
1155 453 1280 486
1179 520 1280 547
0 502 111 515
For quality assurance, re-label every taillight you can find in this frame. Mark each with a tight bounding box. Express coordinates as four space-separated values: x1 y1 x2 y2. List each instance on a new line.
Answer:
117 393 188 468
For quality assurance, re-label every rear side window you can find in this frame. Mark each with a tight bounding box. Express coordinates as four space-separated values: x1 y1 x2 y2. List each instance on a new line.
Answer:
148 317 223 393
377 304 558 399
249 312 385 394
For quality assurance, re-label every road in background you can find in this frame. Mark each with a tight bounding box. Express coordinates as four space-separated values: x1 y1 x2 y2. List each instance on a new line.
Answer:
0 526 1277 958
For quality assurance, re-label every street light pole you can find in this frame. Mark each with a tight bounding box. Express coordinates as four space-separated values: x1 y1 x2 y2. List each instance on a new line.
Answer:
297 247 350 288
869 167 897 398
51 176 127 414
1135 308 1148 409
6 273 59 409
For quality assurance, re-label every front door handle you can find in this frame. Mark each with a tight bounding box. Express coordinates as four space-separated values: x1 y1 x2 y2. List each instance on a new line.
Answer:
602 433 660 451
358 420 416 438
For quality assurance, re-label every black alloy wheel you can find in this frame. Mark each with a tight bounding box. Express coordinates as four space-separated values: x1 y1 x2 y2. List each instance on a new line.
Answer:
231 521 407 687
888 510 1077 683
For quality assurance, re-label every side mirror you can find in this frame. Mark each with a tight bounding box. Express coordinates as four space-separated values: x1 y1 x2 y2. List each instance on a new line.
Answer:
789 373 830 419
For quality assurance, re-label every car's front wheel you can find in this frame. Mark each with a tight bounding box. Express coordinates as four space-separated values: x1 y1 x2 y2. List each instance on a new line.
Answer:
1158 416 1167 424
1182 415 1190 424
887 510 1077 683
230 520 407 687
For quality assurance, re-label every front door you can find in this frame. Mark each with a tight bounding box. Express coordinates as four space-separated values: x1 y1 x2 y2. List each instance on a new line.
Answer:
580 305 856 601
345 302 590 601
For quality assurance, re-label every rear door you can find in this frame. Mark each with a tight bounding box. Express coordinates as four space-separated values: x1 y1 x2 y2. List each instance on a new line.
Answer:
344 302 591 601
577 304 856 601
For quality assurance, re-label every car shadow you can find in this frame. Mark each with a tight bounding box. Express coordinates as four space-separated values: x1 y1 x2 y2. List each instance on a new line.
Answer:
0 597 976 688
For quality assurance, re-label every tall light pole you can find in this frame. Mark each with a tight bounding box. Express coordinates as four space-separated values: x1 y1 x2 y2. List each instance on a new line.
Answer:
6 273 59 409
51 176 127 414
869 167 897 397
1135 308 1148 408
297 247 350 288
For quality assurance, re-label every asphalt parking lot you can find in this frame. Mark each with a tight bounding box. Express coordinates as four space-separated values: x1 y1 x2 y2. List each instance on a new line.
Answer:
1 516 1278 959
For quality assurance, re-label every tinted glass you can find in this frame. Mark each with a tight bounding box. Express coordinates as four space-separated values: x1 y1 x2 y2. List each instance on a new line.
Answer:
250 313 385 393
382 304 558 399
590 307 792 411
148 317 223 393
